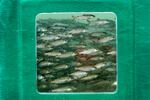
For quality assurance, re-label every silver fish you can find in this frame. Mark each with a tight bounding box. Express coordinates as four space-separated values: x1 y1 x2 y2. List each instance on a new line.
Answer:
70 71 87 79
112 81 117 86
37 44 45 49
90 32 105 37
44 74 54 79
50 77 73 84
98 37 114 43
40 35 60 41
37 44 53 51
51 26 66 30
39 61 54 67
71 62 82 66
41 47 53 51
44 52 62 57
56 52 76 58
40 69 51 74
94 63 106 69
38 84 47 89
51 40 67 47
105 68 115 72
96 20 109 25
52 23 68 27
75 66 96 72
90 20 109 26
57 34 73 38
68 29 86 34
80 75 98 81
79 48 100 55
37 26 47 32
37 75 44 80
89 57 104 61
70 45 86 49
54 65 69 70
107 51 116 55
72 14 95 20
52 86 76 92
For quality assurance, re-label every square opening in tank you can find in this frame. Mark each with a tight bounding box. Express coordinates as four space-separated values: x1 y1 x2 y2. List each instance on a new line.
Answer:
36 12 117 93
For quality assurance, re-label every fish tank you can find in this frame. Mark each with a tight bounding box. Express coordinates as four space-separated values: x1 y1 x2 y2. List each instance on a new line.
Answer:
0 0 138 99
36 12 117 93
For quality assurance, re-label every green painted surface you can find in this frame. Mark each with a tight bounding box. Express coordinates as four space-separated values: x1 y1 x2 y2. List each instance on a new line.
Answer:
0 0 149 100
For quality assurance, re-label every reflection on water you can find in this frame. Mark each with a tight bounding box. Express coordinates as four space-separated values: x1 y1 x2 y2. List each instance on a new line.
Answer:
37 13 116 92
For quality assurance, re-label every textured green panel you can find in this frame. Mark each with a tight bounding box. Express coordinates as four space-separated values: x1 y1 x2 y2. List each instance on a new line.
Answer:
0 0 20 100
134 0 150 100
0 0 149 100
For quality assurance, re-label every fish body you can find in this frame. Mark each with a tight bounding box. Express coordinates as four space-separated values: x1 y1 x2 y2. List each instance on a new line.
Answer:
52 86 76 92
90 32 105 37
51 26 66 30
82 14 95 17
72 14 95 20
51 23 68 30
105 68 115 72
37 75 44 80
94 63 106 69
68 29 86 34
44 52 62 57
51 77 73 84
41 35 60 41
79 48 99 55
98 37 114 43
107 51 116 55
39 61 54 67
57 34 73 38
112 81 117 86
96 20 109 25
52 23 68 27
90 20 110 26
75 66 96 72
55 65 69 70
70 71 87 79
37 44 45 49
37 26 47 32
57 52 76 58
89 57 104 61
80 75 98 81
51 40 67 46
